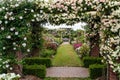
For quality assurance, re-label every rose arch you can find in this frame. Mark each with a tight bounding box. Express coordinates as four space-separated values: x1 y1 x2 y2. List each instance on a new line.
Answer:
0 0 120 80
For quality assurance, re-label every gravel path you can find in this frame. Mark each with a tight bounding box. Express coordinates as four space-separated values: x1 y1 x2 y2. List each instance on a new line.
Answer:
46 67 89 78
61 42 69 45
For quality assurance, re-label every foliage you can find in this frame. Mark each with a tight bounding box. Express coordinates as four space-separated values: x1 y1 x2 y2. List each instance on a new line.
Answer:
100 7 120 73
0 58 10 73
45 42 58 51
0 73 20 80
0 0 119 74
30 23 44 49
40 49 55 57
23 57 52 67
83 57 102 68
23 65 46 78
78 43 90 58
73 43 82 49
0 0 46 71
54 38 62 45
89 64 106 79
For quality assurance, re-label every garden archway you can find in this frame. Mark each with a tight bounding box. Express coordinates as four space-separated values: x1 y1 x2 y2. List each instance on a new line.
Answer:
0 0 120 80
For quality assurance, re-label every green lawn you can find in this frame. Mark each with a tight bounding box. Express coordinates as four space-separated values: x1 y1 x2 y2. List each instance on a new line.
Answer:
52 43 83 67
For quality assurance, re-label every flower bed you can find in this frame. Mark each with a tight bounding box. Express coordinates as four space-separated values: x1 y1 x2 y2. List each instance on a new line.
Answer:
73 43 82 49
0 73 20 80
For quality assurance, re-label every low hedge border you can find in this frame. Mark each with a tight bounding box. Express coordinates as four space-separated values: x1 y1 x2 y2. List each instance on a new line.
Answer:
23 57 52 67
23 64 46 78
89 64 106 79
83 57 102 68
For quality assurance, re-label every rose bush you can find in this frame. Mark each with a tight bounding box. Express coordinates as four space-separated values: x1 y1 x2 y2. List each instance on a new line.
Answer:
0 73 20 80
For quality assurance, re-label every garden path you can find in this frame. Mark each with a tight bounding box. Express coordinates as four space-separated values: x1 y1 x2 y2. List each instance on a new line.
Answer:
46 67 89 78
46 42 89 78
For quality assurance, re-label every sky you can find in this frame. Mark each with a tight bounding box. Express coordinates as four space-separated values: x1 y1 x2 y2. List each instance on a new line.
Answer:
44 22 87 31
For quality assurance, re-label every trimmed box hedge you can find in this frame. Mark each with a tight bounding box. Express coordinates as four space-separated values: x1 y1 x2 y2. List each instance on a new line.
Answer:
23 65 46 78
23 57 52 67
83 57 102 68
89 64 106 79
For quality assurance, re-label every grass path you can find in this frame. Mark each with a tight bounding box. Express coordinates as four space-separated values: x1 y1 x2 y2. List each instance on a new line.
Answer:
52 43 83 67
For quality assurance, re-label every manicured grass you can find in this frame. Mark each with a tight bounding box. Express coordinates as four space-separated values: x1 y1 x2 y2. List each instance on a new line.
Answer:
44 77 91 80
52 43 83 67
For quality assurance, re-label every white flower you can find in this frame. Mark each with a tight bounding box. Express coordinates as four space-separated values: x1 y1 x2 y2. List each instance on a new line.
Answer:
6 64 9 68
0 20 2 24
31 9 34 12
13 47 16 50
27 49 30 52
24 37 27 40
31 19 35 22
16 74 21 77
15 4 19 7
3 47 6 50
24 11 27 13
13 42 16 45
109 60 113 65
19 16 23 19
1 27 4 30
36 18 39 21
22 43 26 47
15 32 19 35
9 17 15 21
34 14 37 17
4 15 8 19
5 21 8 24
2 7 5 9
37 14 40 16
5 8 8 10
40 10 43 13
10 67 13 70
10 27 15 31
6 35 11 39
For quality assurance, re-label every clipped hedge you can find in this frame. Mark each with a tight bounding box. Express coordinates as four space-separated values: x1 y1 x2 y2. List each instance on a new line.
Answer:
83 57 102 68
23 57 52 67
41 49 55 57
89 64 106 79
0 69 7 74
23 65 46 78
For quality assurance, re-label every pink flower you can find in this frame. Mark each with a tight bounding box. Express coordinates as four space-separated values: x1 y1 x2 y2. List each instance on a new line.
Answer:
73 43 82 49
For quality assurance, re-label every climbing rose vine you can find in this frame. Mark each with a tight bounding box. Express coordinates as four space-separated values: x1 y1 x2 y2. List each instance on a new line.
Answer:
100 7 120 73
0 0 47 71
0 0 120 75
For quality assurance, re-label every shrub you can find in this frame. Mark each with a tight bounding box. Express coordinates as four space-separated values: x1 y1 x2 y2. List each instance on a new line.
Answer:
23 57 52 67
45 43 58 51
89 64 106 79
0 73 20 80
54 38 62 45
78 43 90 58
0 69 7 74
83 57 102 68
73 43 82 49
23 65 46 78
41 49 55 57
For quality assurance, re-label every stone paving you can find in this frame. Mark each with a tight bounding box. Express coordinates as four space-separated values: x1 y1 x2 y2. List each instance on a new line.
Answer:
46 67 89 78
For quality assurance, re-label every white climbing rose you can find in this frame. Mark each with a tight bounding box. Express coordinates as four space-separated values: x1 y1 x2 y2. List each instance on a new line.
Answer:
22 43 26 47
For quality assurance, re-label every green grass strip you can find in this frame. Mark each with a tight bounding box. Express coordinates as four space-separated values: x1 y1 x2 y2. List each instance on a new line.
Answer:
52 43 83 67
